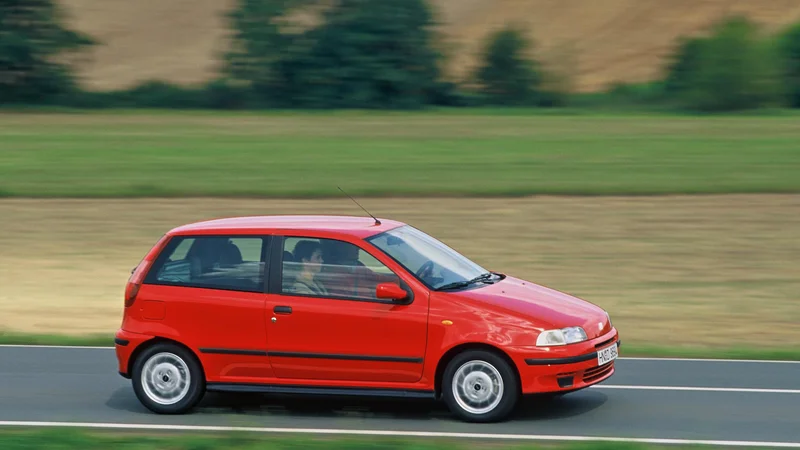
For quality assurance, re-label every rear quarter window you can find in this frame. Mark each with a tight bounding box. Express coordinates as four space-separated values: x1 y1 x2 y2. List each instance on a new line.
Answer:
144 235 269 293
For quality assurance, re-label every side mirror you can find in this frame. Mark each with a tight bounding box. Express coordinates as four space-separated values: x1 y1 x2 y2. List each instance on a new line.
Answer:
376 282 408 301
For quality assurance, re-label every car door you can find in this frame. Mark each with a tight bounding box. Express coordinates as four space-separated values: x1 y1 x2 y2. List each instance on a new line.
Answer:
139 234 275 383
264 235 429 384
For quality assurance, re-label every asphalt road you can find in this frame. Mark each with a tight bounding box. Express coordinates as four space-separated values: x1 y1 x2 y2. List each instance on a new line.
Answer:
1 346 799 446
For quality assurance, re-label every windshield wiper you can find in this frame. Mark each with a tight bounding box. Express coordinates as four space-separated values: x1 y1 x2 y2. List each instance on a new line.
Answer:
435 272 494 291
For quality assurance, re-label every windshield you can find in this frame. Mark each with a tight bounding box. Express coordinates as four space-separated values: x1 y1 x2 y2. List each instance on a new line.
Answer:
367 225 490 290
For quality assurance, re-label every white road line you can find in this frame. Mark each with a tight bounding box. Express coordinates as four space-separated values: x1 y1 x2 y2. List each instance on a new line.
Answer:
0 345 798 364
0 421 798 448
594 385 800 394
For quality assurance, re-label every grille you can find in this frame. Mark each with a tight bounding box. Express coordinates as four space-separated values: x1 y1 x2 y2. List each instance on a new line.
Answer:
594 336 617 350
583 362 614 383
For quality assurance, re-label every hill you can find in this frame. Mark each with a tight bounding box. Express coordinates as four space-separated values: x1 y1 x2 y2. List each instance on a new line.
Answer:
59 0 800 93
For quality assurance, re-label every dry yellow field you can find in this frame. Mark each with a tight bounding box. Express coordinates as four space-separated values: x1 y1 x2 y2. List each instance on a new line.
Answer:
58 0 800 92
1 195 798 348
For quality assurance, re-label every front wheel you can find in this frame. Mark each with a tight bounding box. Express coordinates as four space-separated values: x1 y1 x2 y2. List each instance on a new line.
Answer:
131 342 205 414
442 350 519 422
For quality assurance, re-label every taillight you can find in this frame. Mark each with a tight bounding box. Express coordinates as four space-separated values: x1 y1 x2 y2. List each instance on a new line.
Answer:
124 234 169 308
125 259 152 307
124 283 140 308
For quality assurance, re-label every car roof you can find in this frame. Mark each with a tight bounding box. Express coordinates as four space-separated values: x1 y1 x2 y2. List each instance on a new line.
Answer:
167 215 406 239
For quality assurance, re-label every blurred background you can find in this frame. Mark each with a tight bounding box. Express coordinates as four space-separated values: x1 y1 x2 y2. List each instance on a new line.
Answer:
1 0 799 355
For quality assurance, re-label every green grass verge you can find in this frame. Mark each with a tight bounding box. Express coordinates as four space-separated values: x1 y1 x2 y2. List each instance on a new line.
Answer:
2 332 798 361
0 427 749 450
1 111 800 197
0 332 113 347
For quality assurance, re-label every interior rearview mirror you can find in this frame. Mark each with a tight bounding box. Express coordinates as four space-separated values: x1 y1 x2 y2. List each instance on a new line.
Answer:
386 236 404 246
376 282 407 301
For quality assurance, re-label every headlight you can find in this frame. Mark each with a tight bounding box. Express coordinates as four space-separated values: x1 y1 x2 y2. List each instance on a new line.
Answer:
605 310 612 327
536 326 588 346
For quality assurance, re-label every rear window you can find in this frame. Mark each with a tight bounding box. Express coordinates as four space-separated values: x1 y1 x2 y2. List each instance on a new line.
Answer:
144 235 269 293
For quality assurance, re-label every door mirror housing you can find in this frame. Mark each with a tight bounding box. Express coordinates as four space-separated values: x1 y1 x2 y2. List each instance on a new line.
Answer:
376 282 408 301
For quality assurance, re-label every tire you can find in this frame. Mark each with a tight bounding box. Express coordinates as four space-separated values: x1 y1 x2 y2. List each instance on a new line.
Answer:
131 342 205 414
442 350 519 423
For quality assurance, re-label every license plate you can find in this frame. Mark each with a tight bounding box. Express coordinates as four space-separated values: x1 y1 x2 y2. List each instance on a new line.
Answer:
597 342 618 366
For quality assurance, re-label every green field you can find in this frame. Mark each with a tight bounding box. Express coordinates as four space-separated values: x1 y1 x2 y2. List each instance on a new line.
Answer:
1 111 799 197
0 427 739 450
2 111 800 356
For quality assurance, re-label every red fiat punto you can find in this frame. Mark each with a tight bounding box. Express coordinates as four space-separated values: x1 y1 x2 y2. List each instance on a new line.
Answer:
115 215 619 422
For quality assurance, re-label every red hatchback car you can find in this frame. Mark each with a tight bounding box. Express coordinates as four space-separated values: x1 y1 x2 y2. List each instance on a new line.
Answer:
115 215 619 422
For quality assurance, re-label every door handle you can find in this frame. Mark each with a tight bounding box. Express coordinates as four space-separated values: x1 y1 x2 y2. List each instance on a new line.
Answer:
273 305 292 314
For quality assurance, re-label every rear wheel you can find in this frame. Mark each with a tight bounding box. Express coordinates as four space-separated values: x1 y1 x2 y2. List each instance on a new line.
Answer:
442 350 519 422
131 342 205 414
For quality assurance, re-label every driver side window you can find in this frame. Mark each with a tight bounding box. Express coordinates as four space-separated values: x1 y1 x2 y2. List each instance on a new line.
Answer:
281 237 401 301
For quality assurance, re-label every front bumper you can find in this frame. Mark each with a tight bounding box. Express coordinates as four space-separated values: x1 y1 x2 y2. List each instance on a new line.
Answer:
509 329 620 394
114 328 155 378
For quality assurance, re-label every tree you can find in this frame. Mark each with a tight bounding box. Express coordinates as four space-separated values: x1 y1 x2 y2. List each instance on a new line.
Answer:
278 0 445 108
222 0 445 108
0 0 95 103
222 0 301 100
663 37 704 95
663 16 783 111
473 26 541 106
777 22 800 107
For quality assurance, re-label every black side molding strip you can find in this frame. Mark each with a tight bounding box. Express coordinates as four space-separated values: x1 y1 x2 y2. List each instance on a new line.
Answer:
207 382 435 399
267 351 423 364
195 348 421 362
525 340 620 366
526 352 596 365
199 348 268 356
114 338 129 346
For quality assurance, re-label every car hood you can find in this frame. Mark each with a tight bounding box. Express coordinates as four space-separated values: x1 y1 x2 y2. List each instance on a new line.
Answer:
452 275 611 339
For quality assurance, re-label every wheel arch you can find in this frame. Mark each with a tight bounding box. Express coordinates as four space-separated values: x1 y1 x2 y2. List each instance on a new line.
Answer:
127 336 206 381
433 342 522 399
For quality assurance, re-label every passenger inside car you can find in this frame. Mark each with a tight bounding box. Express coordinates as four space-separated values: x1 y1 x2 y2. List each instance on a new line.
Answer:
317 240 363 297
318 239 401 299
290 240 329 296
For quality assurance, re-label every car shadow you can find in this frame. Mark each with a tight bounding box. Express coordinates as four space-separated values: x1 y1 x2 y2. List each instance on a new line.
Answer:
513 390 608 421
104 387 152 414
198 392 444 420
106 387 608 423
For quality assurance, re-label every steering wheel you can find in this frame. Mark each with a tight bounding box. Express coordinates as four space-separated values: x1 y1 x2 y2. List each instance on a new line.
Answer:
416 260 434 279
